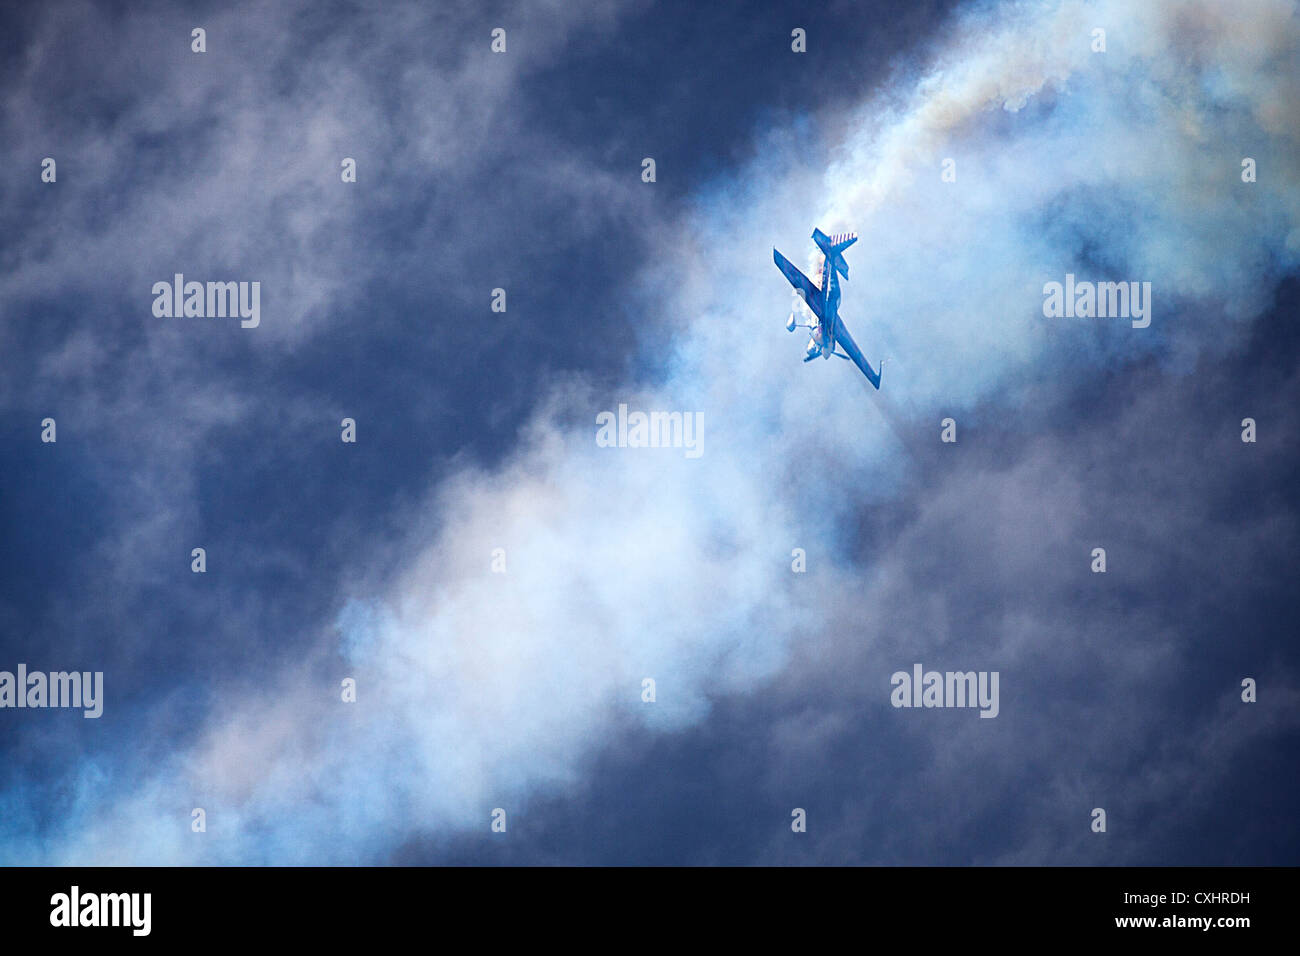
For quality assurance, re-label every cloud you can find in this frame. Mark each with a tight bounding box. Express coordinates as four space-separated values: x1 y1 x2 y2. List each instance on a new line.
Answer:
0 0 643 699
9 0 1300 864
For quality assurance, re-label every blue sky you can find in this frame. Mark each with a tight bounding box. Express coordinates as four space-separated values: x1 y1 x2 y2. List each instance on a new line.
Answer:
1 0 1298 864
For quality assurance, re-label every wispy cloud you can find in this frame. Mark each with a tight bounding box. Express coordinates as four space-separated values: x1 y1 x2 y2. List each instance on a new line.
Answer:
8 0 1299 864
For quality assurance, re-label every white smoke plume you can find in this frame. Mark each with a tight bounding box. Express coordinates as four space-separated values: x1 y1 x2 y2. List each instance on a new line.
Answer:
26 0 1300 863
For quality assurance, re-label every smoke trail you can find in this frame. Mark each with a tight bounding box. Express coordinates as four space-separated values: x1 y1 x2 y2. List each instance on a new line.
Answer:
29 0 1300 863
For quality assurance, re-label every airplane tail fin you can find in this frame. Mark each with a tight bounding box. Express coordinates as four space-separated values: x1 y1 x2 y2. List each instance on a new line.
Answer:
812 228 857 279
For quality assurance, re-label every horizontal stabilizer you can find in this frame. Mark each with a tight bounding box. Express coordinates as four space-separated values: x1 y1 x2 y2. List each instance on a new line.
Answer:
812 228 858 278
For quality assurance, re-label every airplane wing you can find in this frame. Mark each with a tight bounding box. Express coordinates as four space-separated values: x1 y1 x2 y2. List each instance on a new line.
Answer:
833 319 882 389
773 248 823 319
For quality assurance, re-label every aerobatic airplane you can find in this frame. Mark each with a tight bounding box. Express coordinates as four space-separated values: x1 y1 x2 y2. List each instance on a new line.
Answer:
773 228 882 389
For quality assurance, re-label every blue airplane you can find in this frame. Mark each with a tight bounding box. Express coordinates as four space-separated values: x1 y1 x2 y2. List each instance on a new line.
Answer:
773 228 882 389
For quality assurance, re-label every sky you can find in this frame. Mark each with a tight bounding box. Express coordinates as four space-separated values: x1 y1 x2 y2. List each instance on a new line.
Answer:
1 0 1298 865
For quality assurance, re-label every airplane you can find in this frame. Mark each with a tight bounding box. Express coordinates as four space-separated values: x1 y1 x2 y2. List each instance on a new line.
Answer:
773 228 882 389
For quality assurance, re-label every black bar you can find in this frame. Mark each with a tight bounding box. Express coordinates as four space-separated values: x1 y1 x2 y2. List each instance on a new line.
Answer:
1 866 1290 942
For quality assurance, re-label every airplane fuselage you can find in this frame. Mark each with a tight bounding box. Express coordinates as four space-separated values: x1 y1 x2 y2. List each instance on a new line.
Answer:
818 253 841 357
801 261 841 361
